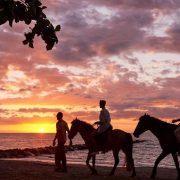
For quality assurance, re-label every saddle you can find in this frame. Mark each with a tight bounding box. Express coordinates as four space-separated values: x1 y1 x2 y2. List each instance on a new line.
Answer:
95 125 112 145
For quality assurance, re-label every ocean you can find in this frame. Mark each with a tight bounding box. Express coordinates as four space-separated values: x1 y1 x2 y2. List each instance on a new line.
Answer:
0 132 177 168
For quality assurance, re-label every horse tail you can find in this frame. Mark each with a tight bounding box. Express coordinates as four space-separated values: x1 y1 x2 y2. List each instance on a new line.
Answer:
123 133 134 172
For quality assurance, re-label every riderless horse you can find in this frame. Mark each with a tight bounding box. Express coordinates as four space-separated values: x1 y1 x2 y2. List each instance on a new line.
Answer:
133 114 180 179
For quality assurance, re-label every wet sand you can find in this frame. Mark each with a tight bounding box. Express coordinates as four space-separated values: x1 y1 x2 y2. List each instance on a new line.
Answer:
0 160 177 180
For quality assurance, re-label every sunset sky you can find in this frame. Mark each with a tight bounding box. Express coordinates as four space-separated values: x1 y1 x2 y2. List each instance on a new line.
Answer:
0 0 180 133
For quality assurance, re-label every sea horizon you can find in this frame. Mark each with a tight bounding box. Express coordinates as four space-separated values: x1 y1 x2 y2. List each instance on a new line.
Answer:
0 132 178 169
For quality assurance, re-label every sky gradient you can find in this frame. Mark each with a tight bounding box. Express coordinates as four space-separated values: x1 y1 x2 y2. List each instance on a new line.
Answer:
0 0 180 133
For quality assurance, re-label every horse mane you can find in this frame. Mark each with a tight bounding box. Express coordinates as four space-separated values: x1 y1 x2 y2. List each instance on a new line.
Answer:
149 115 177 132
150 116 169 125
72 119 95 131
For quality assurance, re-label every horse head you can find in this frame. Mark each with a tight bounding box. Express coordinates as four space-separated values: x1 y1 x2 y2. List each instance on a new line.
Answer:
133 113 151 138
69 118 95 141
68 117 80 140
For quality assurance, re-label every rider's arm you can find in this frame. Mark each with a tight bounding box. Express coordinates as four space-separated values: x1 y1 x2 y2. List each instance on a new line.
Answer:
93 121 103 125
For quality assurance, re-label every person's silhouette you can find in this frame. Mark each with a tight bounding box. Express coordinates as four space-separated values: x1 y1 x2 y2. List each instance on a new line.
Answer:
94 100 111 133
53 112 70 172
93 100 112 147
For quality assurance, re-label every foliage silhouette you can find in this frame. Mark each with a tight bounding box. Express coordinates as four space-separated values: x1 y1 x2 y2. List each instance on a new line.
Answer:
0 0 60 50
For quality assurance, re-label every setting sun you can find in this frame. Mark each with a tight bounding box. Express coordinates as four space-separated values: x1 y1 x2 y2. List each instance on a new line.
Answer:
38 128 45 133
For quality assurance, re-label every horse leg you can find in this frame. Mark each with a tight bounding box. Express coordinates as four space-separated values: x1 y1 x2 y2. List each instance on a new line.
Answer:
131 159 136 177
92 155 96 170
151 151 168 179
122 140 136 177
109 150 119 176
123 150 136 177
86 152 97 175
172 153 180 180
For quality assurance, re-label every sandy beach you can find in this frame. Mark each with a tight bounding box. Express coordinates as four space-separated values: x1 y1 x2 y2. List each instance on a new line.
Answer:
0 160 177 180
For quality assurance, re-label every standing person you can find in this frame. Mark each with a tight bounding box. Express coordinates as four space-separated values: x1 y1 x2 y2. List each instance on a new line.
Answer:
94 100 112 145
53 112 70 172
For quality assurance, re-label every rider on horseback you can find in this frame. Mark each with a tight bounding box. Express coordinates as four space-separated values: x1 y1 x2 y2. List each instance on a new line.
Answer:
93 100 112 146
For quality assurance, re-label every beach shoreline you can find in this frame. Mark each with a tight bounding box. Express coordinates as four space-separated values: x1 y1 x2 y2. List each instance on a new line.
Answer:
0 159 177 180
